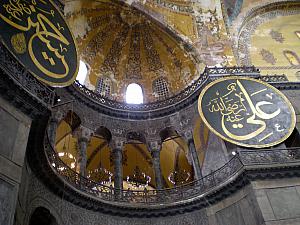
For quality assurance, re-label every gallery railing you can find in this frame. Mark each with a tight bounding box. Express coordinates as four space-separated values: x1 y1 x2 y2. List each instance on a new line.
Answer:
44 131 300 206
0 43 55 107
72 66 260 112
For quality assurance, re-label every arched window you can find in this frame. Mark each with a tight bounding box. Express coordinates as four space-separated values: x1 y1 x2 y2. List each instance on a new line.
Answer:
153 77 169 100
96 77 112 97
126 83 143 104
76 60 88 84
295 31 300 40
283 50 300 66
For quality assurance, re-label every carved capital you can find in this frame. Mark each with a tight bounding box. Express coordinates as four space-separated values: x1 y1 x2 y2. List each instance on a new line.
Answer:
110 138 125 150
73 126 92 143
147 141 162 153
145 127 157 137
181 130 193 142
50 110 64 123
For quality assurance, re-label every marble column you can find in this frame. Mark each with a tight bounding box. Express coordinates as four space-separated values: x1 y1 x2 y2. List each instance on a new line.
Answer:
74 127 91 177
184 130 202 180
110 139 124 193
148 141 164 189
48 111 64 147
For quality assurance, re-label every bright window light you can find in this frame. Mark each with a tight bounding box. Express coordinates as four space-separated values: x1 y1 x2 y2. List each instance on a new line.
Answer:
76 60 88 84
126 83 143 104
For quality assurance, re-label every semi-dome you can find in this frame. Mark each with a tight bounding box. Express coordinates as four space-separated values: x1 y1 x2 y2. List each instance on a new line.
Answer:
65 0 200 103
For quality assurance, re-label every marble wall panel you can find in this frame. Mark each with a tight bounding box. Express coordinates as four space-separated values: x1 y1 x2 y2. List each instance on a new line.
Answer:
0 177 17 225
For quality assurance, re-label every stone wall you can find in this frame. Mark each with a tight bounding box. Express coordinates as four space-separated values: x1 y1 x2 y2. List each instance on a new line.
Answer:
19 162 300 225
252 178 300 225
0 97 31 225
21 168 209 225
22 165 300 225
207 185 264 225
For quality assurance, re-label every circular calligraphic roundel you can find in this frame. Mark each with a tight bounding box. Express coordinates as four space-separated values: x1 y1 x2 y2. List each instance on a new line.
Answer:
198 77 296 148
0 0 78 87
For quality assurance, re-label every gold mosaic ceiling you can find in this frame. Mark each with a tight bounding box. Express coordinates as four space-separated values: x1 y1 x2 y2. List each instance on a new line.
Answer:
65 0 198 103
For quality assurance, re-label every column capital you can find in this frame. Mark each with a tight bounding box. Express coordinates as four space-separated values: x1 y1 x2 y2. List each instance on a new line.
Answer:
147 141 162 153
180 130 194 142
73 126 92 143
50 110 64 123
110 138 125 150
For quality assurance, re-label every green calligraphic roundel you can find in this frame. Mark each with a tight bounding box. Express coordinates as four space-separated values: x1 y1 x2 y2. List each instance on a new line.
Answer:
198 77 296 148
0 0 78 87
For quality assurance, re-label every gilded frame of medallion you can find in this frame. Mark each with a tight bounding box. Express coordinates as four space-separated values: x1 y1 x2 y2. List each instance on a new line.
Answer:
0 0 79 87
198 76 296 148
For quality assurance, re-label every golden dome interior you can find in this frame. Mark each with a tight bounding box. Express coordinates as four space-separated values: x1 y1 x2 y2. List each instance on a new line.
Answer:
66 0 198 103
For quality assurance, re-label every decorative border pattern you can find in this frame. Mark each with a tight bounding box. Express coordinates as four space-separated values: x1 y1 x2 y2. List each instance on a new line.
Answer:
236 1 300 66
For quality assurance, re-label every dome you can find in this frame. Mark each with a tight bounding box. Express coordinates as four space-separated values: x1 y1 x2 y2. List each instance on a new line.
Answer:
65 0 199 103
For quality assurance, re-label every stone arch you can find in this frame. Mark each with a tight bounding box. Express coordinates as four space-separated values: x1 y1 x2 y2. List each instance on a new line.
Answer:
29 207 58 225
159 127 194 187
25 197 64 225
126 131 146 144
159 126 179 142
55 110 81 147
62 110 81 131
94 126 112 143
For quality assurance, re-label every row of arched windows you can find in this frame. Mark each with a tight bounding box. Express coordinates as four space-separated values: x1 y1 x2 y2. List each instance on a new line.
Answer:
95 76 170 103
76 60 170 104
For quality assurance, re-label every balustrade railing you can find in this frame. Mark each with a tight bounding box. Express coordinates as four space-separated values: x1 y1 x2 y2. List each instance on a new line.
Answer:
238 148 300 165
44 131 300 206
0 43 55 107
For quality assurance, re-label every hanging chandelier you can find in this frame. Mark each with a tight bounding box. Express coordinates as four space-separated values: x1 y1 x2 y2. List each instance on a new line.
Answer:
87 167 113 185
168 169 191 186
87 145 113 185
126 166 151 189
87 157 113 185
58 152 76 169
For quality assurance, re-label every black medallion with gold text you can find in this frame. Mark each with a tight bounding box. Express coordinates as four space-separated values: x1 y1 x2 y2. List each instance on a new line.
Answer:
0 0 78 87
198 77 296 148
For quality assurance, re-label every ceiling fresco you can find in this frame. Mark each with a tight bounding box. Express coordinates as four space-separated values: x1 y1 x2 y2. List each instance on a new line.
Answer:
63 0 239 103
139 0 236 67
235 1 300 81
65 0 200 103
62 0 300 99
249 14 300 81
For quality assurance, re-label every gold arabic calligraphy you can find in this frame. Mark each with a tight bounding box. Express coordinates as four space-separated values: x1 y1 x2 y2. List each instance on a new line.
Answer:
1 0 70 79
207 80 281 142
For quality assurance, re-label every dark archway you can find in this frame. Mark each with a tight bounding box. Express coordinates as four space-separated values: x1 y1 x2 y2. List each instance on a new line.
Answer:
29 207 58 225
95 126 112 143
